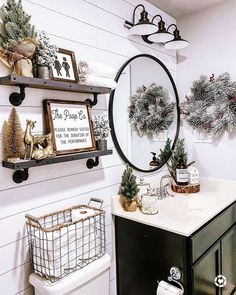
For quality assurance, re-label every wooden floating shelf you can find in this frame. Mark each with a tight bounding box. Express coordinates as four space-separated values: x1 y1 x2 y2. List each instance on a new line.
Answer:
2 149 113 170
0 74 111 94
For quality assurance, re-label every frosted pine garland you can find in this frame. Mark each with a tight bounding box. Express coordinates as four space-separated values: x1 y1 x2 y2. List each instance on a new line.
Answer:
181 72 236 138
128 83 175 137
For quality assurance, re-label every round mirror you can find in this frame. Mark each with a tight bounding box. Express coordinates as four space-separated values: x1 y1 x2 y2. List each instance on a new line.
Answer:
109 54 180 173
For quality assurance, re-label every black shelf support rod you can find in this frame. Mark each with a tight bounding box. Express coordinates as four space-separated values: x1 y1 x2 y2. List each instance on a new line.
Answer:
86 157 99 169
12 168 29 183
9 85 26 106
86 93 98 107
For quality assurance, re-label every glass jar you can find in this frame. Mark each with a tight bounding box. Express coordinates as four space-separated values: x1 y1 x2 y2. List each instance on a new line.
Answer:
141 194 158 215
136 178 151 207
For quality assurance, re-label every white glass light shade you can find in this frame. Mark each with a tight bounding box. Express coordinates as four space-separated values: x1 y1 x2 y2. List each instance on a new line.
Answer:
147 32 173 43
129 23 157 36
164 39 189 50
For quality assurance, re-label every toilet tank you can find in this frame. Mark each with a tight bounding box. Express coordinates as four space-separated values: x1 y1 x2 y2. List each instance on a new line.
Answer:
29 254 111 295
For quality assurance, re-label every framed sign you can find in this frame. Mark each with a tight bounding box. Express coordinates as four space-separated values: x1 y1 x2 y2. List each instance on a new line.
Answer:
44 99 96 155
52 48 79 83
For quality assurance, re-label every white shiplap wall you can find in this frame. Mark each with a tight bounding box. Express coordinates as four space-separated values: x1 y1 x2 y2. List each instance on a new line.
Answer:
0 1 176 294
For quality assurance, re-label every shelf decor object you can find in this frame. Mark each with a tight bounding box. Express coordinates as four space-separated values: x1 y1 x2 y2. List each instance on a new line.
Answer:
34 31 58 80
0 0 37 77
93 114 110 150
0 74 111 106
44 99 96 155
51 48 79 83
3 107 25 162
2 149 113 183
124 5 189 50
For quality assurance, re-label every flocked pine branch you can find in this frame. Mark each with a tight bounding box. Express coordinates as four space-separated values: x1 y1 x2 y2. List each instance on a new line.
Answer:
0 0 37 49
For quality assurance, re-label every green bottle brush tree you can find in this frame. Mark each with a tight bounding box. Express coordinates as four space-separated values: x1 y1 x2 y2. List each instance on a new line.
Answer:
118 165 139 212
160 138 195 182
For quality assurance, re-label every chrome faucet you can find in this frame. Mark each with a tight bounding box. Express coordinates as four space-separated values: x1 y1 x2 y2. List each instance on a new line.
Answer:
159 175 174 199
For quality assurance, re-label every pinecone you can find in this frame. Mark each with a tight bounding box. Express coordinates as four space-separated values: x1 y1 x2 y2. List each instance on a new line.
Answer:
229 100 236 114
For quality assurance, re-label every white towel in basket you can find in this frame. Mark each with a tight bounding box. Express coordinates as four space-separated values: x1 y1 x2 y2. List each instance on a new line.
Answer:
33 209 98 278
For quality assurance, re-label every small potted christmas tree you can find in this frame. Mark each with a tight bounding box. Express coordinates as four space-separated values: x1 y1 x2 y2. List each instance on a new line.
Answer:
0 0 37 77
169 139 195 186
3 107 25 162
158 138 172 166
34 31 57 79
118 165 139 212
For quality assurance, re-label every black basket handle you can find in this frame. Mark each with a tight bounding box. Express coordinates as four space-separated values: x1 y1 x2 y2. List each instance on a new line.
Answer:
25 213 42 227
88 198 103 209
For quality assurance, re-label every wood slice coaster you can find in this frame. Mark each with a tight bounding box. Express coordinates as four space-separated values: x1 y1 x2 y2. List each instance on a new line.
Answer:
171 182 200 194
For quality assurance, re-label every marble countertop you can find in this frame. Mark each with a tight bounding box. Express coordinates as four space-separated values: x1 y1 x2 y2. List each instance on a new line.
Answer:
112 177 236 236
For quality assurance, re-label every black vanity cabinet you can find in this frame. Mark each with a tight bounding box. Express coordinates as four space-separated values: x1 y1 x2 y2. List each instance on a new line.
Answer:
114 202 236 295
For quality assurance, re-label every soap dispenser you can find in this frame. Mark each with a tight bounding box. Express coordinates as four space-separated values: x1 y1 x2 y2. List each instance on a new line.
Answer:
149 152 159 169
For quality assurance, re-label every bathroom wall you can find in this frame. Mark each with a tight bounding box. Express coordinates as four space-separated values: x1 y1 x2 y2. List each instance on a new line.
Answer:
177 0 236 180
0 1 176 294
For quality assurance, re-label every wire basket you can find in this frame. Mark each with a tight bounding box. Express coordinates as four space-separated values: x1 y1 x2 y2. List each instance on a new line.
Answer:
25 198 106 282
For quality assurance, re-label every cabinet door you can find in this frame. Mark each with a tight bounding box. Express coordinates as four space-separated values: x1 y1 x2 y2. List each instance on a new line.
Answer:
222 225 236 295
193 242 221 295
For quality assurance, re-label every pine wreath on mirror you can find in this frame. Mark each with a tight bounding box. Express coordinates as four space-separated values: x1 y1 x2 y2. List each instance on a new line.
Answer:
181 72 236 138
128 83 175 137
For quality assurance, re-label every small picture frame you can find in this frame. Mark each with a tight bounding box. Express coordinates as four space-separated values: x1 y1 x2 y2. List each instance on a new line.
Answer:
44 99 96 155
52 48 79 83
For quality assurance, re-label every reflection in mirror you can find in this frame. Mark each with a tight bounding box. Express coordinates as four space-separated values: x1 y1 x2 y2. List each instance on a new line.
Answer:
109 54 180 172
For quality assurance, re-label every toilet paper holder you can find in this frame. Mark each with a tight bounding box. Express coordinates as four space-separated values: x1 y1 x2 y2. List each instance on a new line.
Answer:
157 266 184 294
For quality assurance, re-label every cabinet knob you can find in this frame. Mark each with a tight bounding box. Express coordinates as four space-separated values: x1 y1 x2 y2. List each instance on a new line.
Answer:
214 275 227 288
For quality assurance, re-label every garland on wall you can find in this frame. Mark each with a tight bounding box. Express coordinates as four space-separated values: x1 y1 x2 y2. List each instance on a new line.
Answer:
128 83 175 137
181 72 236 138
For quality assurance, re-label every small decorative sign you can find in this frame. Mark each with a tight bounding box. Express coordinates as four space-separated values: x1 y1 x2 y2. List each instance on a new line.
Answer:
52 48 79 83
44 99 96 155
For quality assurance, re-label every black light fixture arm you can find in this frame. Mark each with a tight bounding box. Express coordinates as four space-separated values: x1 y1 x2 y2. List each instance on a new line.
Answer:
167 24 178 31
124 4 145 28
151 14 162 23
132 4 145 24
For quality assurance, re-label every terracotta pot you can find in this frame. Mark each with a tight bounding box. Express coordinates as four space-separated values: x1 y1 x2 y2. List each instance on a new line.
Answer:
96 139 107 150
120 195 137 212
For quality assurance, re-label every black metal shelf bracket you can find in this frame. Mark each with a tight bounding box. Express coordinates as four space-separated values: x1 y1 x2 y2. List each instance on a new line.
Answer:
12 168 29 183
86 93 98 107
9 85 26 106
86 157 99 169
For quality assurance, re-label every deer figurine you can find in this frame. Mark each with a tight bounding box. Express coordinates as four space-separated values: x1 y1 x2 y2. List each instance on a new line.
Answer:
31 133 55 160
24 119 46 159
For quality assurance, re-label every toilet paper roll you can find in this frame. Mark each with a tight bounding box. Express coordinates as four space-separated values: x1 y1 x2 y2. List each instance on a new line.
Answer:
156 281 183 295
71 208 95 222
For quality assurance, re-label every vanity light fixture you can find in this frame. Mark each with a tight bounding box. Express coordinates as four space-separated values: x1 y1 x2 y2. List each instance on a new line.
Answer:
146 15 174 43
125 5 190 50
164 24 189 50
124 4 157 36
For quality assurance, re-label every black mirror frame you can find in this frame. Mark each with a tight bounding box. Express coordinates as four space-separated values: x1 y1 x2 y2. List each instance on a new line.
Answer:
108 54 180 173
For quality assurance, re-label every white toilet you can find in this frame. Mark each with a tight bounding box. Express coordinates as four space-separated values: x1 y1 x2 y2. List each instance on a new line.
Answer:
29 254 111 295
